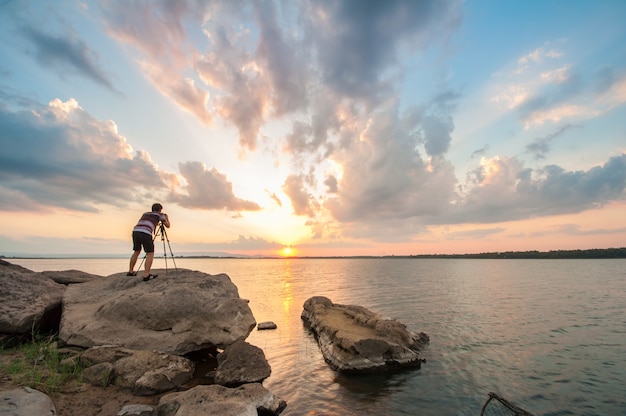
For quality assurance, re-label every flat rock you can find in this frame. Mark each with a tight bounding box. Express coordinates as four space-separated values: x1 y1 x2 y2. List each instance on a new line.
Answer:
301 296 429 373
59 269 256 355
0 387 57 416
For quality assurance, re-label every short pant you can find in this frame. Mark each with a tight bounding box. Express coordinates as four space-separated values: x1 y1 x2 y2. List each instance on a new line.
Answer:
132 231 154 253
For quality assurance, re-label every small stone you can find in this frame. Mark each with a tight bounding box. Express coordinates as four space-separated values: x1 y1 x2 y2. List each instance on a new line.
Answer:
257 321 277 330
117 404 155 416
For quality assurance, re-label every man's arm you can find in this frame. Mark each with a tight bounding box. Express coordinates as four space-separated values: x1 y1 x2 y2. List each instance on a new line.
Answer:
162 213 171 228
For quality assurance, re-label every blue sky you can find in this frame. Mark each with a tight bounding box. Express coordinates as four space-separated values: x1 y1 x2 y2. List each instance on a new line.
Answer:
1 0 625 257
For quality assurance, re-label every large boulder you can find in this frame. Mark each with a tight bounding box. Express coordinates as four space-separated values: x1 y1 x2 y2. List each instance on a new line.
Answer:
158 383 286 416
215 340 271 387
301 296 429 373
59 269 256 355
0 260 65 343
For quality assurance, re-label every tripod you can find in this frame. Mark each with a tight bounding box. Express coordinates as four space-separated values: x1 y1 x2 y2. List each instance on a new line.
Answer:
138 221 177 272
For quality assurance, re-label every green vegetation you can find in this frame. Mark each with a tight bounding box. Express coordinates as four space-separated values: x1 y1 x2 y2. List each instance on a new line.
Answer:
0 335 83 394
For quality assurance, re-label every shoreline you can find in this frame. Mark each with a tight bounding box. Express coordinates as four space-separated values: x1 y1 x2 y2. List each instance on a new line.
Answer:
2 246 626 260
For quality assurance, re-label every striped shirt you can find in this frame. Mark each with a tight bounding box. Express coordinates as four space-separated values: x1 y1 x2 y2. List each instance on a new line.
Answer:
133 212 166 235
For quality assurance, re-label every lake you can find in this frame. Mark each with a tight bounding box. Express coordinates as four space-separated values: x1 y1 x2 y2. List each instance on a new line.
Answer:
10 257 626 415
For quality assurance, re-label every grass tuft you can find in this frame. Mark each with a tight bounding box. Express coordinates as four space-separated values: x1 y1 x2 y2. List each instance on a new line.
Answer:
0 335 84 394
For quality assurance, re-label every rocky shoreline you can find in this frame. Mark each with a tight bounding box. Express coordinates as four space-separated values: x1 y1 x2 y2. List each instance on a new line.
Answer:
0 259 429 415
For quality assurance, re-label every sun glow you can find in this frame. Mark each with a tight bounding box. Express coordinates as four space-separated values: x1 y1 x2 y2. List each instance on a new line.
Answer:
280 246 297 257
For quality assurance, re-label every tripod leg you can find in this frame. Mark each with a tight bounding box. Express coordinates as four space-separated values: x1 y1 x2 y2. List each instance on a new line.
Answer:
161 227 178 271
162 230 168 271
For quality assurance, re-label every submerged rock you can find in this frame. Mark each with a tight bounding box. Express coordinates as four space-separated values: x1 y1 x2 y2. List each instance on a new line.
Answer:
301 296 429 373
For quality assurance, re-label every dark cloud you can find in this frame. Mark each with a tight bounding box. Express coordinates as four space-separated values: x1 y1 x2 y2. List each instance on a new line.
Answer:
0 99 171 212
454 154 626 223
525 123 580 160
255 0 309 116
170 161 261 211
422 115 454 156
471 145 489 159
21 26 118 93
303 0 462 99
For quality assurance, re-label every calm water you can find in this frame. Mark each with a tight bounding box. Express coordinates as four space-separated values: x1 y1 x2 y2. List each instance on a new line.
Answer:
11 257 626 415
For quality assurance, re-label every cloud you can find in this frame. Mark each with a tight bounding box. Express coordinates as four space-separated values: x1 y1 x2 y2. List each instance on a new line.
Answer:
98 0 463 153
446 227 505 240
98 0 195 64
323 100 458 226
0 98 172 212
456 154 626 223
282 174 319 217
471 144 489 159
525 123 581 160
0 96 257 215
528 223 626 238
141 61 213 125
223 235 281 250
493 42 626 129
21 26 118 93
302 0 462 99
170 161 261 212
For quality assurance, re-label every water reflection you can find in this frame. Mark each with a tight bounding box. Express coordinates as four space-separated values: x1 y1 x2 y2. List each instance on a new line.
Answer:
282 259 293 322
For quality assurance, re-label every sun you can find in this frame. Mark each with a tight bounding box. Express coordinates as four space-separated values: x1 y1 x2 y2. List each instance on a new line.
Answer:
280 246 297 257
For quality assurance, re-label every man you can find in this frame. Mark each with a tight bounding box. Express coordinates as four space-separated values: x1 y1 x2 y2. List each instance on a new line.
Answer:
128 203 171 281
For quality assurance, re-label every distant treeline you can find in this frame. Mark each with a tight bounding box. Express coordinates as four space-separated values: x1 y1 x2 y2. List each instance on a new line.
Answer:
397 247 626 259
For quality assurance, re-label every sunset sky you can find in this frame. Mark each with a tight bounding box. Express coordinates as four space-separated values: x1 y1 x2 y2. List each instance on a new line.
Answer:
1 0 625 257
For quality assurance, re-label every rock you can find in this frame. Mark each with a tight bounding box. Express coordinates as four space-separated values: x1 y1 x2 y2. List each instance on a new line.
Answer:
117 404 155 416
83 362 116 387
80 345 195 395
0 260 65 344
257 321 277 330
59 269 256 355
301 296 429 373
157 383 286 416
214 340 271 387
40 269 102 285
0 386 57 415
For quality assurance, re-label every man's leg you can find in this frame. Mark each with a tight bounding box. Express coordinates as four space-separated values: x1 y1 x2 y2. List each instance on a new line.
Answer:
144 252 155 277
129 250 140 274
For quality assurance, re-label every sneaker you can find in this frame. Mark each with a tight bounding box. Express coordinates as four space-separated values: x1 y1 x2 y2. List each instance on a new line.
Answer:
126 272 137 276
143 274 158 281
